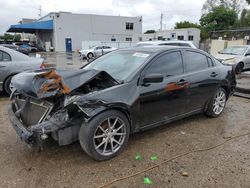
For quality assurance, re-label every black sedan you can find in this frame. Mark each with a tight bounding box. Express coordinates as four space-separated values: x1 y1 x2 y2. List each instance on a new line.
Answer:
8 46 236 160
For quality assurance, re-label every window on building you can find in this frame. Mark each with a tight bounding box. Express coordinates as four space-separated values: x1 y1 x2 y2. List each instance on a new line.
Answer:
0 51 11 61
157 36 163 40
188 35 194 41
185 51 209 72
177 36 184 40
146 51 183 77
111 38 116 41
126 22 134 30
171 33 176 39
125 37 132 41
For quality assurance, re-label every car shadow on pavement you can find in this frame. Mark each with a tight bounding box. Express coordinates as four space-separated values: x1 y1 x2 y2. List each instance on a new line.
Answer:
34 113 207 162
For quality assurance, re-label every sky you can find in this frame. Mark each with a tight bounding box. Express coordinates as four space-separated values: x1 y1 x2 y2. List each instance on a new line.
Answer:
0 0 207 34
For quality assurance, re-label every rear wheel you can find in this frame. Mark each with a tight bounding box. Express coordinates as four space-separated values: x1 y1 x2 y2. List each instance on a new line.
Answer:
205 88 227 118
79 110 130 161
4 76 14 96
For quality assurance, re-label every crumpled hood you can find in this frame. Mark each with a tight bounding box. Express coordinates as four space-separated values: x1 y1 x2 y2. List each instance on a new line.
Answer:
12 69 118 99
213 54 237 61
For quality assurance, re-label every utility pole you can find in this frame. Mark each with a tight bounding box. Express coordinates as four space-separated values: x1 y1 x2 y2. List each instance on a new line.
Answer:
38 5 42 17
160 12 163 31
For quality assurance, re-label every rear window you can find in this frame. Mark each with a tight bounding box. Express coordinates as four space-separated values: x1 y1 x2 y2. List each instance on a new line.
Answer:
0 51 11 61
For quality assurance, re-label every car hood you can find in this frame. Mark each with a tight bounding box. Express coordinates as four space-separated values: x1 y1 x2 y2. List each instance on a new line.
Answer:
12 69 118 99
213 54 237 61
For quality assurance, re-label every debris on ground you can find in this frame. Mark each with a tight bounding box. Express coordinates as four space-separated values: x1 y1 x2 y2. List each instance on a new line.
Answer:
135 154 142 161
181 171 189 177
143 177 153 185
180 131 186 135
150 154 158 161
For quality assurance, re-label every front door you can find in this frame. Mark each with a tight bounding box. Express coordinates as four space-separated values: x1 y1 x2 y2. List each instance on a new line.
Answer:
139 51 189 128
0 50 11 86
65 38 72 52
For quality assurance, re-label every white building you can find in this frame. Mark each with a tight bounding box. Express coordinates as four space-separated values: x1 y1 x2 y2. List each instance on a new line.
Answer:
7 12 142 52
133 28 201 48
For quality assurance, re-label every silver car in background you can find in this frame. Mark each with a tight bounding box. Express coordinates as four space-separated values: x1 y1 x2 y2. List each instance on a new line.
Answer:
0 46 44 95
214 45 250 74
79 45 117 59
135 40 197 48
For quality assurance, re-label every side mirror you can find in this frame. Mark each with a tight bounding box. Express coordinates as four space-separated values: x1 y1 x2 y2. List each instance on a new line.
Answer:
218 50 222 54
143 74 164 83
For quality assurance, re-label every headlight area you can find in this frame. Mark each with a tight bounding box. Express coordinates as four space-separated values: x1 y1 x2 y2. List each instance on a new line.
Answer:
221 58 236 65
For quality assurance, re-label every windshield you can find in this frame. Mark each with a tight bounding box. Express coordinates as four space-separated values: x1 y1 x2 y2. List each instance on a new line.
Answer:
83 51 151 81
220 46 247 55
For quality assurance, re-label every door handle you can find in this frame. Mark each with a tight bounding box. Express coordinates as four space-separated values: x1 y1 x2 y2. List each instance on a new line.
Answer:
0 65 6 68
177 79 188 86
210 72 218 77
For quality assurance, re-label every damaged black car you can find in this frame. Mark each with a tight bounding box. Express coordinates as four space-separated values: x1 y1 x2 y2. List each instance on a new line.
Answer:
8 46 236 160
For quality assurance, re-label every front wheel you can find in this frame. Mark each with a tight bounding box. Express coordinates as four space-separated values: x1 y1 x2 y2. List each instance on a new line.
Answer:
235 62 244 74
79 110 130 161
4 76 14 96
205 88 227 118
87 52 94 59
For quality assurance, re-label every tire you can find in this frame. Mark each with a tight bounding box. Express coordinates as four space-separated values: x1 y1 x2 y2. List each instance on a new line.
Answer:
87 52 94 59
205 88 227 118
79 110 130 161
4 76 14 96
235 62 244 74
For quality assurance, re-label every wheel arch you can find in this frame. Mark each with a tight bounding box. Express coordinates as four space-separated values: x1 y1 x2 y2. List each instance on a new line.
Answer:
80 105 132 131
3 73 18 92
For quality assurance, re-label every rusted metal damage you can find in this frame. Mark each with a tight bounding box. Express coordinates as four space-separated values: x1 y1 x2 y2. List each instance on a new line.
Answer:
37 70 71 95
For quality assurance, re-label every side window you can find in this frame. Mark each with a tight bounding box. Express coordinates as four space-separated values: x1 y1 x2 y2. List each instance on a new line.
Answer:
146 51 183 77
186 51 209 72
0 51 11 62
179 43 190 47
95 46 102 50
103 46 111 49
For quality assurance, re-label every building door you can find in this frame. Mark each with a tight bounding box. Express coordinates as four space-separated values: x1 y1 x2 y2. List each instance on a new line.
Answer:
65 38 72 52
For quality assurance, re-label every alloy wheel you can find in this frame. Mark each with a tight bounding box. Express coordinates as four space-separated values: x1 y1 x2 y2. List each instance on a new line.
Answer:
93 117 126 156
213 90 226 115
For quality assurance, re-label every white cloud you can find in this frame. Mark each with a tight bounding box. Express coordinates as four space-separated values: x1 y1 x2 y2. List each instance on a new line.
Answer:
0 0 206 34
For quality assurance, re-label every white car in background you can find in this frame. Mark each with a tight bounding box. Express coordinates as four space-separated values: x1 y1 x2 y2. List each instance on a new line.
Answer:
79 45 117 59
0 45 45 95
135 40 197 48
213 45 250 74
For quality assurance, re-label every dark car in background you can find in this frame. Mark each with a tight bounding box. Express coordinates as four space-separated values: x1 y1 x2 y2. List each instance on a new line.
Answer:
8 46 236 160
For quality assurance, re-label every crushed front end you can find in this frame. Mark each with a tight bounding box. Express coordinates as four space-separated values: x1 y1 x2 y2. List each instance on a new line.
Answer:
9 93 83 146
8 69 118 147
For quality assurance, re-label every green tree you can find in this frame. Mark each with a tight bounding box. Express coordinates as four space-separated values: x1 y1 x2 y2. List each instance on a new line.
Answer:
246 0 250 4
0 33 21 42
144 30 156 34
174 21 200 29
200 6 238 32
202 0 247 14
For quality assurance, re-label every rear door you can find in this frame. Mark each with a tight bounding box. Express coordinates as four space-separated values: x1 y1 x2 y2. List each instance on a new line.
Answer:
139 51 189 127
183 50 220 113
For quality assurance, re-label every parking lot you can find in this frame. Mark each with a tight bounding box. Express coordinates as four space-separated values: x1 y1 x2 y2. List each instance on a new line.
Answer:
0 92 250 187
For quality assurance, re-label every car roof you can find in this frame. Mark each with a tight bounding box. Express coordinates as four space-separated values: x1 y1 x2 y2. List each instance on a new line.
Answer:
120 45 190 53
136 40 194 45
